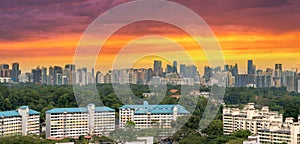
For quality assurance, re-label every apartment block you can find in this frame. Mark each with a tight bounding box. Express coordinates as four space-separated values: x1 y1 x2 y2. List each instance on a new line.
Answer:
0 106 40 136
46 104 115 139
223 103 300 144
119 101 190 129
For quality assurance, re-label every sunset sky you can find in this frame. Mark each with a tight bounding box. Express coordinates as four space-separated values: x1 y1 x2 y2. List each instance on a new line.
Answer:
1 0 300 74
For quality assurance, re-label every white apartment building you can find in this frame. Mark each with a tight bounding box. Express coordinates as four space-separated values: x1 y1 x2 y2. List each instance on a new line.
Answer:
119 101 190 129
46 104 115 139
223 103 300 144
0 106 40 136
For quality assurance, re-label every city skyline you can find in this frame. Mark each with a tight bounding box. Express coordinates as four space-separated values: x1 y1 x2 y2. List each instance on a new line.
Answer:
0 59 298 75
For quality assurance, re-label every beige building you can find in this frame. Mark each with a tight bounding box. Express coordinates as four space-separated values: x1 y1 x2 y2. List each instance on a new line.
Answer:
223 103 300 144
46 104 115 139
119 101 190 129
0 106 40 136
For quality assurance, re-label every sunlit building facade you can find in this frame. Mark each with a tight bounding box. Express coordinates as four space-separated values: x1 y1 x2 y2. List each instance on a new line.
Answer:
0 106 40 136
119 101 190 129
223 103 300 144
46 104 115 139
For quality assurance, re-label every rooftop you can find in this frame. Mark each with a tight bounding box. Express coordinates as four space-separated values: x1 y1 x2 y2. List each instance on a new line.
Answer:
0 106 39 117
120 101 190 115
46 106 115 114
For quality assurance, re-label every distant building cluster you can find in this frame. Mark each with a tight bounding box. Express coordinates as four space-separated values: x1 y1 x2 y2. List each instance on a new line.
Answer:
1 60 300 92
0 102 189 140
223 103 300 144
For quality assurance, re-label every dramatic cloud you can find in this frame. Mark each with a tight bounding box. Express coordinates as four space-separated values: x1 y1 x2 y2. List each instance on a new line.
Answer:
0 0 299 72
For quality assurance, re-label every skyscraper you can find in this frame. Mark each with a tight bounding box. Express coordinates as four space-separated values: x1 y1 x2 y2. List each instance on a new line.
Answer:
232 64 238 77
173 61 177 73
204 66 213 83
32 67 41 83
41 66 47 84
274 63 283 86
0 64 10 77
48 66 54 85
224 65 232 72
166 64 173 73
11 63 21 82
53 66 63 85
153 60 162 76
247 60 253 75
180 64 186 76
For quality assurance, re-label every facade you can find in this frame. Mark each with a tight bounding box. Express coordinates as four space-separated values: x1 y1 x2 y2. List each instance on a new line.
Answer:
46 104 115 139
243 135 260 144
223 103 300 144
0 106 40 136
119 101 190 129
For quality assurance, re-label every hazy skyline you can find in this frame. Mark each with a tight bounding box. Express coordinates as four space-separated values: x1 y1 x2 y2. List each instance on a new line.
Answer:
1 0 300 73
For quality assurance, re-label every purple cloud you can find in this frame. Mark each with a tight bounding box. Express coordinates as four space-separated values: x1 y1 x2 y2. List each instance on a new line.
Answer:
0 0 299 42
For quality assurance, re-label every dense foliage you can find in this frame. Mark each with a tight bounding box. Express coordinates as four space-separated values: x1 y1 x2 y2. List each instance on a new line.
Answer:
0 84 299 143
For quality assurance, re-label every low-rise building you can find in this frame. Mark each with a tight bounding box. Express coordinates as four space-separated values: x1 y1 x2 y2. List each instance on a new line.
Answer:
119 101 190 129
0 106 40 136
46 104 115 139
223 103 300 144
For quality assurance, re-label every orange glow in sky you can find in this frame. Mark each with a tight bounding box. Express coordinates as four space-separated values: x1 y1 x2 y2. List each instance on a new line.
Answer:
0 0 300 74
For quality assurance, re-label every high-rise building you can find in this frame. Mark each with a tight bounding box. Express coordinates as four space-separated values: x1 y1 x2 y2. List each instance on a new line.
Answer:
232 63 238 77
92 68 95 79
173 61 177 73
41 66 47 84
286 76 295 92
166 64 173 73
204 66 213 83
46 104 115 139
48 66 54 85
0 64 10 77
153 60 162 76
185 65 197 78
11 63 21 82
64 64 76 71
96 71 104 84
32 67 41 83
53 66 63 85
180 64 186 76
274 63 283 86
145 68 152 82
235 74 255 87
247 60 253 75
224 65 232 72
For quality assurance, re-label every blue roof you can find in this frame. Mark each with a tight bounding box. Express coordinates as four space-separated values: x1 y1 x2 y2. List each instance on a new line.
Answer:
46 106 115 114
29 109 40 115
95 106 115 112
121 101 190 115
46 108 87 114
0 110 20 117
0 106 39 117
